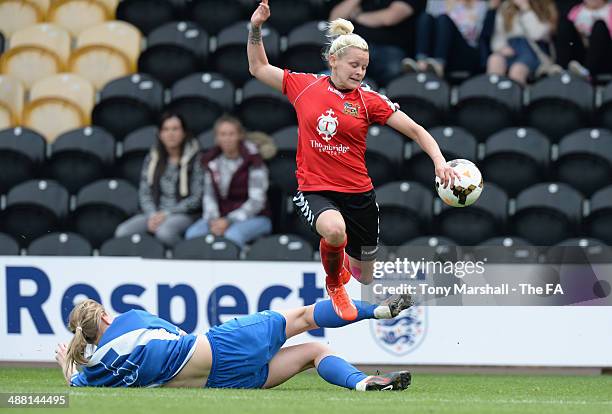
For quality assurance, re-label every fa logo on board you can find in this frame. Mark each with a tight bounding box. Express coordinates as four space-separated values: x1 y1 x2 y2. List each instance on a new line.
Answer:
370 303 427 356
317 109 338 142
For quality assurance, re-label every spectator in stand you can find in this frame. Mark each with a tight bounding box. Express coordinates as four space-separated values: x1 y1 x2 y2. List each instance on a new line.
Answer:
555 0 612 80
115 112 203 246
185 115 272 248
329 0 427 85
403 0 495 78
486 0 558 85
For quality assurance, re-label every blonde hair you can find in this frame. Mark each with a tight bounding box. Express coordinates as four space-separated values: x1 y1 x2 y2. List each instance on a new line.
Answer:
324 18 369 61
502 0 557 32
64 299 105 380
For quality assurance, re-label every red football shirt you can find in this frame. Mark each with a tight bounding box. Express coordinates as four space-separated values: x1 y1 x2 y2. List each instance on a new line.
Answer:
282 70 398 193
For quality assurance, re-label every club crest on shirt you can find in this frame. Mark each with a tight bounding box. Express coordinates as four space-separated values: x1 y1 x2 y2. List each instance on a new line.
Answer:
316 109 338 142
343 102 359 117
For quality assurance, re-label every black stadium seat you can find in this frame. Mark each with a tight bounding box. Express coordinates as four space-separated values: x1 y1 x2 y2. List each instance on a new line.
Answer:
166 72 234 134
92 74 163 140
100 234 166 258
27 232 92 256
0 180 69 246
455 74 522 141
554 128 612 196
386 73 450 130
116 125 156 187
596 80 612 131
173 235 240 260
526 73 593 142
268 3 315 35
72 179 139 247
268 125 298 194
481 127 550 196
376 181 433 245
545 237 611 264
0 232 20 255
116 0 177 35
197 129 215 151
512 183 584 245
407 126 477 187
396 236 460 263
0 127 45 194
187 0 246 35
212 21 279 86
584 185 612 244
282 21 328 74
365 126 405 186
138 21 208 87
46 127 115 194
237 78 296 133
437 182 508 245
246 234 313 261
473 236 539 263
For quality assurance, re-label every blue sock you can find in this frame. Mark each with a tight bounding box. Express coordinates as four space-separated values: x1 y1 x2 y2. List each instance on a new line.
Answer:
313 300 377 328
316 355 367 389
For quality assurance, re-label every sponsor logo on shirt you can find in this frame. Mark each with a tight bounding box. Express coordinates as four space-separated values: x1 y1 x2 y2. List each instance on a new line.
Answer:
310 140 350 156
316 109 338 142
327 86 345 99
343 102 360 117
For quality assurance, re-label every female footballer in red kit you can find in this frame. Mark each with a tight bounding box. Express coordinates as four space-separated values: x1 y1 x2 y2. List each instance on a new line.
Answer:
247 0 458 321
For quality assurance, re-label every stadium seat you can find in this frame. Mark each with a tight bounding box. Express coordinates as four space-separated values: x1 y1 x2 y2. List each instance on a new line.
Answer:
72 178 139 247
212 21 279 86
237 78 296 133
472 236 539 264
187 0 246 35
526 73 593 142
554 128 612 196
197 129 215 151
481 127 550 196
597 80 612 131
116 125 156 186
138 21 208 87
27 231 92 256
282 21 328 74
268 125 298 194
544 237 611 264
116 0 176 35
1 24 70 89
246 234 313 261
436 182 508 245
407 126 477 187
0 75 25 129
0 126 45 194
396 236 461 263
70 20 142 89
365 125 405 186
173 235 240 260
454 74 522 141
48 0 110 37
584 185 612 245
385 73 450 130
23 73 94 142
92 73 163 140
0 232 20 255
166 72 234 134
0 31 4 54
512 182 584 245
0 0 44 38
0 179 69 246
100 233 165 258
376 181 433 245
268 2 315 35
46 126 115 193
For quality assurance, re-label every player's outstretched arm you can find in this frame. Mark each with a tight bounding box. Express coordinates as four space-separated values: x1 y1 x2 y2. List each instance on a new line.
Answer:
248 0 283 91
386 110 460 188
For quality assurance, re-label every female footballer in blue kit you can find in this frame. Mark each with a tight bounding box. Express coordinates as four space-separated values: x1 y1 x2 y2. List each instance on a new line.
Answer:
55 297 413 391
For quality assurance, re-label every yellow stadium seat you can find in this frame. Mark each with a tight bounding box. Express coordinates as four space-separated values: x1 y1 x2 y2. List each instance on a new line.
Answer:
0 0 44 37
69 20 142 89
23 73 94 142
0 23 70 88
48 0 110 37
0 75 25 128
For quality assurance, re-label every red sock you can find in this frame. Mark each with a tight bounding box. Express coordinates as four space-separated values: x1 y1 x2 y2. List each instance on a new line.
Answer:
320 237 347 285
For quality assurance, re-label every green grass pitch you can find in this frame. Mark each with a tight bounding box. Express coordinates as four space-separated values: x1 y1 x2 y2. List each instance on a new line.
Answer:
1 368 611 414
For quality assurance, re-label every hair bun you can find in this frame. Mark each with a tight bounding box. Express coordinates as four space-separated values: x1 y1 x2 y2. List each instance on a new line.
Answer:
328 18 354 37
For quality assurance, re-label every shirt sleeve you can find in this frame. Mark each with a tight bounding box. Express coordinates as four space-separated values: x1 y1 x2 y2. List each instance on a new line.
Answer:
226 164 269 223
282 70 323 104
70 371 88 387
202 170 220 222
138 154 157 216
363 88 399 125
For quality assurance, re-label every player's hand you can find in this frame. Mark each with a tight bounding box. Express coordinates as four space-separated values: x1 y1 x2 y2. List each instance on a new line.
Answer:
54 343 67 367
250 0 270 28
435 159 460 189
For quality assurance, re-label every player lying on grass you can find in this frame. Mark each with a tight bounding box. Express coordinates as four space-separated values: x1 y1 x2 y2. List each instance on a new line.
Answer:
55 296 413 391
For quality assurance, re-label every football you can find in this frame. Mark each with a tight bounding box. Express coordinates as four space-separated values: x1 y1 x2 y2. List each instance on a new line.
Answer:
435 159 483 207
